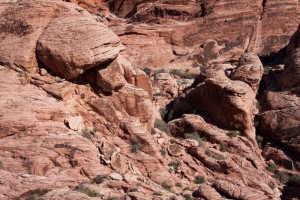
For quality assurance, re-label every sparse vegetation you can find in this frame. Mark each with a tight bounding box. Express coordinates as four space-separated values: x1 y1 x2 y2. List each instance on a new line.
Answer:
256 135 264 149
175 182 182 188
168 160 181 170
170 69 198 79
160 148 167 157
151 128 156 135
24 188 49 200
161 182 172 191
183 187 190 191
194 175 205 184
75 183 99 197
129 188 138 192
205 150 224 160
263 66 271 74
92 174 108 184
141 67 151 76
183 193 193 200
219 143 228 152
169 138 176 144
268 182 275 190
267 163 278 173
273 170 289 183
154 92 164 97
153 191 163 196
227 130 237 138
81 128 98 141
130 140 141 153
154 118 170 134
200 65 207 72
153 69 166 77
184 132 205 147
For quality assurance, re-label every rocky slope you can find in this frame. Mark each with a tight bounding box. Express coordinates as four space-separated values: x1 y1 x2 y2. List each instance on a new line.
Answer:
0 0 299 199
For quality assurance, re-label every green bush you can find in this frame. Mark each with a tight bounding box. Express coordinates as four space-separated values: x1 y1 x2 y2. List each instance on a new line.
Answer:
184 132 204 147
154 119 170 134
92 174 108 184
194 176 205 184
175 182 182 188
266 163 278 173
183 193 193 200
161 182 172 191
227 130 237 138
268 182 275 190
168 160 181 170
141 67 151 76
130 141 141 153
153 191 163 196
129 188 138 192
219 143 228 152
273 170 289 183
205 150 224 160
153 69 166 77
170 69 198 79
75 183 99 197
160 148 167 157
256 135 264 148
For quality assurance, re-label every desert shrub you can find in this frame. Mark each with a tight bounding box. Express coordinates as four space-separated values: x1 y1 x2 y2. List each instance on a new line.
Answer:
266 163 278 173
183 187 190 191
92 174 108 184
200 66 207 72
194 176 205 184
129 188 138 192
227 130 237 138
168 160 181 170
175 182 182 188
256 135 264 148
153 191 163 196
184 132 204 146
151 128 156 135
289 175 300 185
268 182 275 190
130 141 141 153
273 170 289 183
25 189 49 200
155 92 164 97
170 69 198 79
153 69 166 77
160 148 167 157
183 193 193 200
81 128 98 140
169 138 176 144
141 67 151 76
219 143 228 152
263 66 271 74
154 118 170 134
75 183 99 197
161 182 172 191
205 150 224 160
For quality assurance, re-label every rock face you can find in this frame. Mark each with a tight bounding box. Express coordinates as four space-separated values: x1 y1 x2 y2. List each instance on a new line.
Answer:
0 0 299 199
167 54 263 142
258 25 300 163
37 15 124 80
0 0 123 79
109 0 299 69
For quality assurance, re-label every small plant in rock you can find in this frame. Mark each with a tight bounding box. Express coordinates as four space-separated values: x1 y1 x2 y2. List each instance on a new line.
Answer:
194 175 205 184
205 150 224 160
175 182 182 188
170 69 198 79
227 130 237 138
183 187 190 191
153 69 166 77
153 191 163 196
129 188 138 192
151 128 156 135
266 163 278 173
141 67 151 76
273 170 289 183
130 141 141 153
268 182 275 190
161 182 172 191
169 138 176 144
160 148 167 157
75 183 99 197
81 129 93 140
289 175 300 184
154 118 170 134
219 143 228 152
184 132 204 147
92 174 108 184
168 160 181 170
155 92 164 97
256 135 264 149
183 193 193 200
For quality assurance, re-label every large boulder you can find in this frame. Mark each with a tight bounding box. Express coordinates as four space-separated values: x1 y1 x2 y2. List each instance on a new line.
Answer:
0 0 124 79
